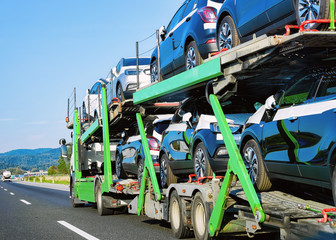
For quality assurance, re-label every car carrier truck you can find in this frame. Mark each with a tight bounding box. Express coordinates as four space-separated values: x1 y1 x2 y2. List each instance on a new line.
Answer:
63 15 336 240
2 171 11 182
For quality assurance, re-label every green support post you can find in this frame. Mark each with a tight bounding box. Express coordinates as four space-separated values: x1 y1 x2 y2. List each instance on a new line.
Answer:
73 109 81 181
331 0 335 30
208 94 265 237
136 113 161 215
101 85 112 193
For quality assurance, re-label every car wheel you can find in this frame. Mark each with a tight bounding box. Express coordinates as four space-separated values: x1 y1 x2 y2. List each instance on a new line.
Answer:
116 152 127 179
137 158 144 186
169 190 193 238
150 58 162 83
160 153 177 188
217 15 240 51
295 0 331 30
191 192 210 240
185 41 202 70
331 163 336 206
116 83 125 102
243 139 272 191
194 142 213 180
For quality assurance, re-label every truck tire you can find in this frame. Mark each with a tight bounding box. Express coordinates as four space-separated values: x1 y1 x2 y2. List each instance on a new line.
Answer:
169 190 193 239
96 183 110 216
160 153 177 188
71 183 84 208
242 139 272 191
193 142 213 180
191 192 211 240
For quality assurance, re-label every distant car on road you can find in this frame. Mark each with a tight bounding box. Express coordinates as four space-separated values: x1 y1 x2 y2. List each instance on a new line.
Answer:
216 0 334 51
112 57 151 101
150 0 224 82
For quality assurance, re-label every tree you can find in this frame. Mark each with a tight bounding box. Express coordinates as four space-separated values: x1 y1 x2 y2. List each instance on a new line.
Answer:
57 157 68 174
48 166 58 175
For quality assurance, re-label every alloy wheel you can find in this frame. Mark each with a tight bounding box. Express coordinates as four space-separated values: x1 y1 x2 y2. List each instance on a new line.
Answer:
137 160 144 185
244 146 258 184
194 148 206 179
219 23 232 50
160 157 168 187
298 0 320 29
151 61 158 83
116 154 122 178
186 47 196 70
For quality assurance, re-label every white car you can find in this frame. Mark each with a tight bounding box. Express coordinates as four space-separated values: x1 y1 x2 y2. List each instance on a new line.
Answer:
112 57 151 101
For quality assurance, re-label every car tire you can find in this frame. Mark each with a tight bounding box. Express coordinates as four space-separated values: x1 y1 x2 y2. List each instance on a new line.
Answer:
150 58 162 83
160 153 177 188
169 190 193 239
295 0 332 31
116 83 125 102
116 152 127 179
242 139 272 191
137 157 144 186
217 15 240 51
193 142 213 180
191 192 210 240
332 163 336 206
185 41 202 70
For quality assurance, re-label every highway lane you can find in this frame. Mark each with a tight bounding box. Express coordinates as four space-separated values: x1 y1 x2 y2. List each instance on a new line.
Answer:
0 181 177 240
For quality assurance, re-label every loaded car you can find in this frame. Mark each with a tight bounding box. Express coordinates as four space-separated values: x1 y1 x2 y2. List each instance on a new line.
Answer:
112 57 151 101
239 66 336 204
150 0 224 82
216 0 334 50
115 115 172 184
159 96 257 187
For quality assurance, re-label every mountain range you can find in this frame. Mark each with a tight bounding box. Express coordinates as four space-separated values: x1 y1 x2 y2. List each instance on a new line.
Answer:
0 148 61 171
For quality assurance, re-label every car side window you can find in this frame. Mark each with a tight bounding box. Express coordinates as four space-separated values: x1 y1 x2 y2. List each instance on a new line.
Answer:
171 99 194 123
183 0 197 18
116 60 122 74
279 75 316 108
166 3 187 33
314 71 336 101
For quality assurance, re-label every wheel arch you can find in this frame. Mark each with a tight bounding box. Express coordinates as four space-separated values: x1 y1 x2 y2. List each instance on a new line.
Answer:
184 35 196 54
328 143 336 180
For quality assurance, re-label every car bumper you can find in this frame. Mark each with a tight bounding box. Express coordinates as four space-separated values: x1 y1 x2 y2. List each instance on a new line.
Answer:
198 42 218 59
169 159 194 176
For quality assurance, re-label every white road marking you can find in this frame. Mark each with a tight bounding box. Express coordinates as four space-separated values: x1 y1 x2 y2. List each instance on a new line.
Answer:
10 192 15 195
4 188 7 191
20 199 31 205
0 186 3 188
57 221 100 240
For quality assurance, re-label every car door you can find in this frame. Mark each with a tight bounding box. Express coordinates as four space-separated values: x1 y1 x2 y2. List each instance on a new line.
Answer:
234 0 268 37
172 0 197 72
298 73 336 182
262 75 316 177
160 2 187 77
266 0 295 23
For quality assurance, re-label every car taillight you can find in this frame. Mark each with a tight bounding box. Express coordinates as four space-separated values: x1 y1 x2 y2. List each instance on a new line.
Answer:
147 137 160 151
197 7 217 23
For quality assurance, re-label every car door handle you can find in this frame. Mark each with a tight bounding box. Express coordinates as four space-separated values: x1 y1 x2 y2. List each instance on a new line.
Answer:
169 32 173 37
186 17 191 22
289 116 298 122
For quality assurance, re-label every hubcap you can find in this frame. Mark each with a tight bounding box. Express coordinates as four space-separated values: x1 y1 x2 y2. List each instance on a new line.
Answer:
194 202 206 236
186 47 196 70
219 22 232 50
138 160 144 185
151 61 158 83
171 199 180 230
298 0 320 29
116 155 121 178
244 147 258 184
160 157 168 187
194 148 206 179
117 86 122 100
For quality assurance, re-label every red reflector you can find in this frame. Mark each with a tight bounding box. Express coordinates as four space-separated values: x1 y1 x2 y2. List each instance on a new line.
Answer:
206 39 216 44
153 163 160 167
197 7 217 23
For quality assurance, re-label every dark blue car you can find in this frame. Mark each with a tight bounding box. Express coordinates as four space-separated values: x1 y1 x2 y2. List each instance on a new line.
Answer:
159 96 256 187
216 0 333 50
240 66 336 204
150 0 224 82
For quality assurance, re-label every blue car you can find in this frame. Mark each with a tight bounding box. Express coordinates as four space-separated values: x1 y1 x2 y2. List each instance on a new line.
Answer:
150 0 224 82
239 66 336 204
216 0 333 50
159 96 257 187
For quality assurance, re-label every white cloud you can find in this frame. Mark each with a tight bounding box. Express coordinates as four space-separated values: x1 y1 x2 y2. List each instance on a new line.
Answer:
0 118 15 122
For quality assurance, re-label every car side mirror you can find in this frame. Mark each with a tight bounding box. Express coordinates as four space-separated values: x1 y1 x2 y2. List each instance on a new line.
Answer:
182 112 192 127
265 95 277 110
159 25 166 41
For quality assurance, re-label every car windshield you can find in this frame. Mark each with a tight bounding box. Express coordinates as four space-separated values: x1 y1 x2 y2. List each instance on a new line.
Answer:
124 58 150 66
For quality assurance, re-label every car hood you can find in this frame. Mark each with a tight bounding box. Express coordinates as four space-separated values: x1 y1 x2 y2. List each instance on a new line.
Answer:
225 113 253 126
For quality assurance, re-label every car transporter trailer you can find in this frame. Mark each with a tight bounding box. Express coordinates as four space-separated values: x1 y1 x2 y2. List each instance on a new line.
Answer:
66 15 336 240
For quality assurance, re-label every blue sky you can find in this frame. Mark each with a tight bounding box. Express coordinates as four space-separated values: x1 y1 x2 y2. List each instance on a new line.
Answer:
0 0 182 153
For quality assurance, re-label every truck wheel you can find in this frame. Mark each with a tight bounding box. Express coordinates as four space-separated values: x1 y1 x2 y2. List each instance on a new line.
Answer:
160 153 177 188
117 83 125 102
170 190 193 238
96 183 110 216
116 152 127 179
295 0 331 30
193 142 213 180
191 192 210 240
217 15 240 51
185 41 202 70
242 139 272 191
71 183 84 208
137 158 144 185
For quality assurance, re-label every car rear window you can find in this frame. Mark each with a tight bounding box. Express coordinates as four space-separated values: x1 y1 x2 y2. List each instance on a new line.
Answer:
123 58 150 66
